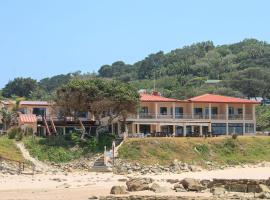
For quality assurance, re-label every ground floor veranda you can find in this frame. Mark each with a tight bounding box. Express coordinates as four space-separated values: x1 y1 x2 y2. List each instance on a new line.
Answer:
122 122 256 137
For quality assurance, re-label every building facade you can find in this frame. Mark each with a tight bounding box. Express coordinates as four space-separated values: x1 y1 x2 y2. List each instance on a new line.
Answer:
125 92 259 136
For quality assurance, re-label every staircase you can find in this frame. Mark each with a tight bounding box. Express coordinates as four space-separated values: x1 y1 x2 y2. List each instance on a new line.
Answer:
89 155 112 172
43 117 57 136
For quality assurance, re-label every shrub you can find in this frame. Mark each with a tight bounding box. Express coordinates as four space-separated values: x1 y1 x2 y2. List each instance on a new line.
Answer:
71 132 81 145
15 131 23 141
97 133 115 151
8 127 22 139
86 137 97 152
232 134 238 140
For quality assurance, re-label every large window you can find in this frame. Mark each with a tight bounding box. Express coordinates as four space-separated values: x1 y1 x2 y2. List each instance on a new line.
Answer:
212 123 226 135
141 107 148 114
229 123 243 135
32 108 46 117
175 107 183 118
160 107 167 115
229 107 234 115
211 107 218 115
245 123 255 133
194 108 203 114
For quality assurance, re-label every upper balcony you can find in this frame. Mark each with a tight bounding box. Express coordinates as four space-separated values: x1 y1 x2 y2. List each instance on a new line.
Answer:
131 112 254 121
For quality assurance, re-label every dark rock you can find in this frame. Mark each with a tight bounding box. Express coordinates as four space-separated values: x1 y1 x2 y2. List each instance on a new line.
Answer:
110 186 128 195
126 178 153 191
150 183 168 193
180 178 205 191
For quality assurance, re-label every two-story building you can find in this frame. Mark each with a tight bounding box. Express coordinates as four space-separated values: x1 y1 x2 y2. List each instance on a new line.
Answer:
124 92 259 136
17 101 96 136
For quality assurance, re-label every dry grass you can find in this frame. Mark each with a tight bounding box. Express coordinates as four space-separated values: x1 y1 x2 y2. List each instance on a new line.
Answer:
0 136 24 162
118 136 270 167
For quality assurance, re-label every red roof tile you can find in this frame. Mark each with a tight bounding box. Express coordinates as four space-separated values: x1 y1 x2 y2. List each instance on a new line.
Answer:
19 114 37 123
188 94 259 104
140 93 184 102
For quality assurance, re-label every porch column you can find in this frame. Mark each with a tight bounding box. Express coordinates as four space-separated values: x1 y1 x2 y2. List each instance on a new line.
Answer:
209 103 212 120
155 103 158 119
208 123 212 134
63 127 66 135
199 125 203 136
173 102 175 119
183 124 187 137
117 122 121 134
131 123 136 134
111 123 114 134
156 123 160 132
226 123 229 135
173 125 176 136
191 125 194 134
243 104 246 134
191 103 194 119
136 124 140 134
253 104 256 134
226 104 229 121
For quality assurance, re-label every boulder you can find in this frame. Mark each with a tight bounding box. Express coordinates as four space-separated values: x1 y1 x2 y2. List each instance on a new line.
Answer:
259 184 270 193
150 183 168 193
173 183 186 192
257 192 270 199
180 178 205 191
126 178 153 191
110 186 128 195
166 179 179 184
210 187 226 196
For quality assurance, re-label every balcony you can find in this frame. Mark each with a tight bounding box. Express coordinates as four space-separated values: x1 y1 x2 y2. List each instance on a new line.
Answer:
133 113 254 121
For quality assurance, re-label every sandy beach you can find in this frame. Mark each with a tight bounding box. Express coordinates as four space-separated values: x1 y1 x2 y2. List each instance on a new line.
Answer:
1 165 270 200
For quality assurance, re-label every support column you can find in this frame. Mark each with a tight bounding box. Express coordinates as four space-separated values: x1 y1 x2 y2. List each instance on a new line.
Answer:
63 127 66 135
226 123 229 135
173 102 175 119
253 104 256 134
131 123 136 134
226 104 229 120
191 103 194 119
156 123 160 132
199 125 203 136
117 122 121 134
243 104 246 134
209 103 212 120
191 126 194 134
183 124 187 137
208 123 212 135
136 124 140 134
111 123 114 134
155 103 158 119
173 125 176 137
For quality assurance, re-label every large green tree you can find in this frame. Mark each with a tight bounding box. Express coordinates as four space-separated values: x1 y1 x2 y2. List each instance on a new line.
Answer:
2 77 38 98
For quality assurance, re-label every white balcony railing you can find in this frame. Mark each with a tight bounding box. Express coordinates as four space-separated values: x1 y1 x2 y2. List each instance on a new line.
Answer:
133 113 254 121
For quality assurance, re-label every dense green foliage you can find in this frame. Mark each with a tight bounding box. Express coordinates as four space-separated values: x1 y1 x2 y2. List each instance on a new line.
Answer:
2 77 38 98
99 39 270 99
256 105 270 131
119 137 270 166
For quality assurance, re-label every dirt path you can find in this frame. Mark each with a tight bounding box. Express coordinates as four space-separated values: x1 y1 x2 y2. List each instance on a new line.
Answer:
15 142 53 172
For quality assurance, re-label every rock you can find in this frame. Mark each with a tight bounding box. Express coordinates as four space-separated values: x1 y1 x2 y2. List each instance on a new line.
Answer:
150 183 168 193
126 178 153 191
173 183 186 192
88 196 98 200
180 178 205 191
210 187 226 196
110 186 128 195
257 192 270 199
259 184 270 193
166 179 179 184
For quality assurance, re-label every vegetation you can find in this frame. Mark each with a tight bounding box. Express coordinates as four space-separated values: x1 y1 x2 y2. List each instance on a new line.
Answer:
118 136 270 166
0 136 24 162
256 105 270 131
23 132 116 163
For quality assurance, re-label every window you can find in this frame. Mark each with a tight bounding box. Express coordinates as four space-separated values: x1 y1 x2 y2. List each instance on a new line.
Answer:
237 108 243 115
228 123 243 135
141 107 148 114
229 107 234 115
32 108 46 116
212 123 226 135
76 111 88 118
194 108 203 114
245 123 254 133
160 107 167 115
211 107 218 115
175 107 183 118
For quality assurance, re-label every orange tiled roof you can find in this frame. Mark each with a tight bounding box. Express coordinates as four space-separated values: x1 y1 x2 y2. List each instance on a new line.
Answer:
140 93 185 102
19 114 37 123
188 94 259 104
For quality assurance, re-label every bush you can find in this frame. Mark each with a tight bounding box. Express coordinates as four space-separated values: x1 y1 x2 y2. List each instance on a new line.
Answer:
86 137 97 152
8 127 22 139
97 133 115 151
232 134 238 140
71 132 81 145
15 131 23 141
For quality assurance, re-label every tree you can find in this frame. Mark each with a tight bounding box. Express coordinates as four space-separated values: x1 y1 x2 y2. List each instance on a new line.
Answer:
2 77 38 98
56 78 139 135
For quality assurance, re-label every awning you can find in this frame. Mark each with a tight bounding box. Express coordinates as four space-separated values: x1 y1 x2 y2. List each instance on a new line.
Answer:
19 114 37 123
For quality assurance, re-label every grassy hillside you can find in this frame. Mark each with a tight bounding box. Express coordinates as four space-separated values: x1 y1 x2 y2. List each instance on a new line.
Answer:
118 136 270 167
0 136 24 162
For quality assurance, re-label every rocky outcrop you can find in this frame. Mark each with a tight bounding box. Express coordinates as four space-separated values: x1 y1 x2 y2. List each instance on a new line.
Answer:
126 178 153 191
180 178 205 191
149 182 168 193
110 186 128 195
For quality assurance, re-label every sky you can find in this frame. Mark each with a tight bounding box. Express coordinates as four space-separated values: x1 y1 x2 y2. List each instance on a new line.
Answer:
0 0 269 87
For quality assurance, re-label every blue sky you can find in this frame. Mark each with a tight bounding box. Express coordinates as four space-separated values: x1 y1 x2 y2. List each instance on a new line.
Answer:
0 0 269 87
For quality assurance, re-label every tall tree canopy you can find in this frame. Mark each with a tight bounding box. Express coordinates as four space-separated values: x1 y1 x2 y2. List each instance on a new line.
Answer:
2 77 38 98
56 78 139 123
